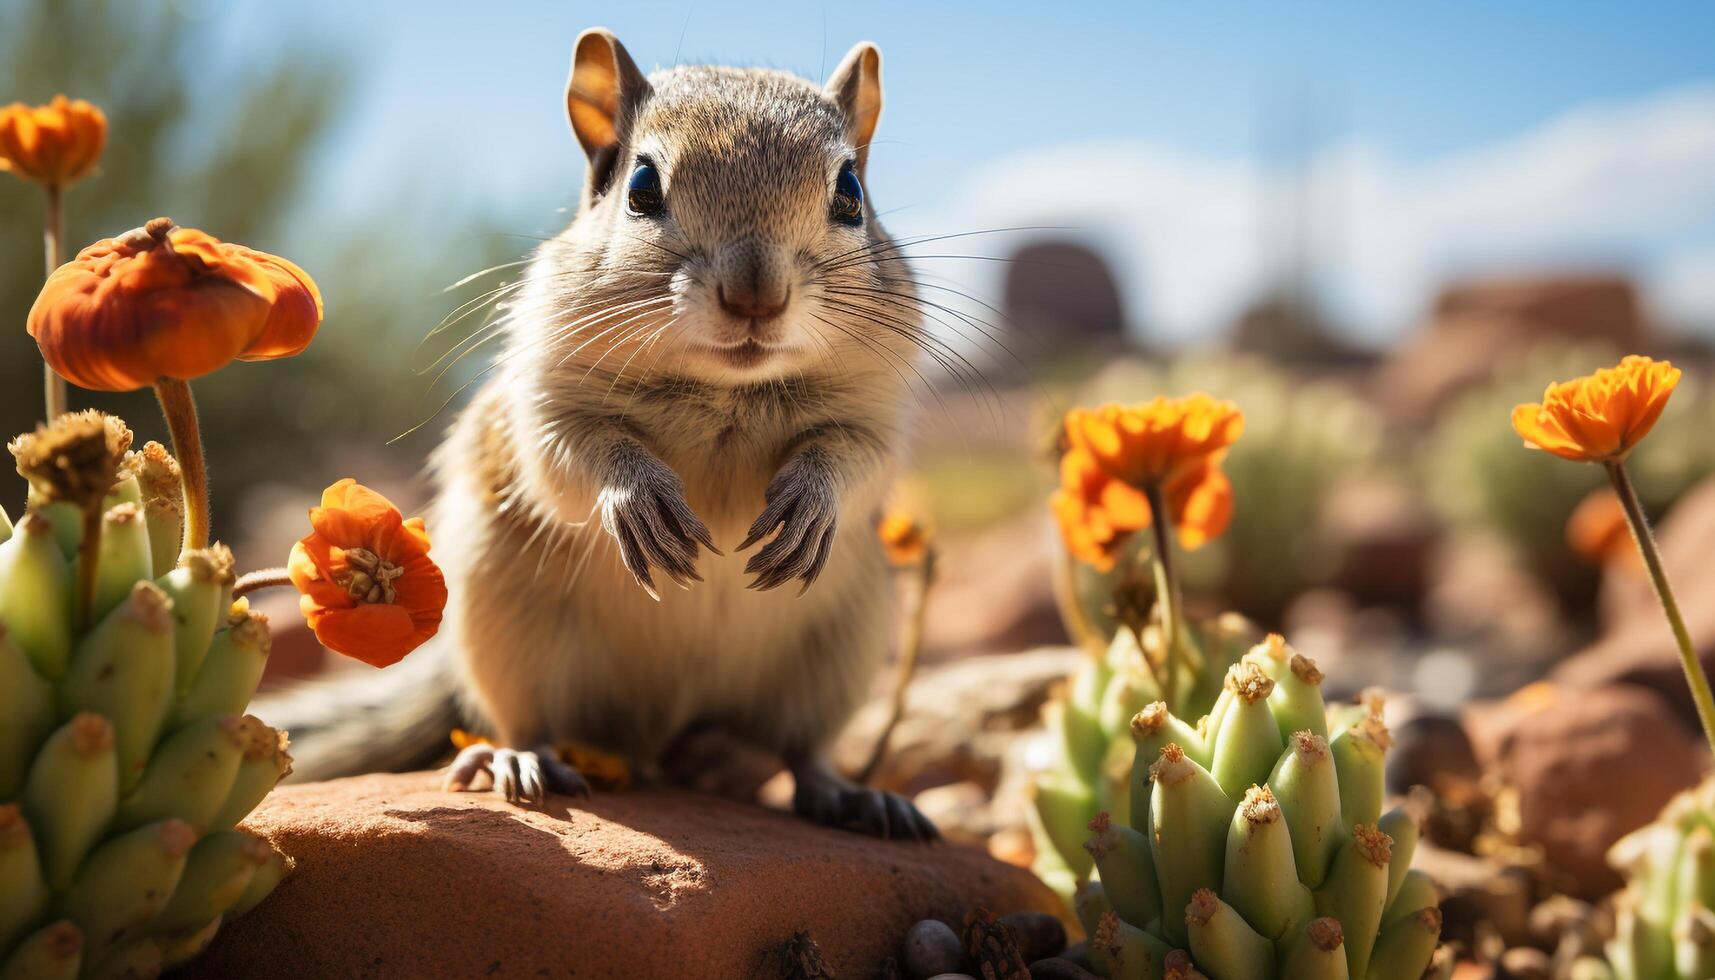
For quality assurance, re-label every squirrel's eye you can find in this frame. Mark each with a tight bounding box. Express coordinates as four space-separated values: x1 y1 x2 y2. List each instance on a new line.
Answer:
626 163 665 217
831 164 863 227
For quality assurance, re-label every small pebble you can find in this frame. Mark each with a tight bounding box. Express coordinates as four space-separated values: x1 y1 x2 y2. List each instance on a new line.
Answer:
999 911 1068 963
1029 958 1100 980
902 919 966 980
1498 946 1553 980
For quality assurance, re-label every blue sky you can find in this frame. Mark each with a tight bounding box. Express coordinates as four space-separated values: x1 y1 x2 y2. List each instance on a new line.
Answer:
203 1 1715 342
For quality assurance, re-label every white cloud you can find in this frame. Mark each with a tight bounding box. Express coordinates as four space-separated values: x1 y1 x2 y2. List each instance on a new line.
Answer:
902 83 1715 347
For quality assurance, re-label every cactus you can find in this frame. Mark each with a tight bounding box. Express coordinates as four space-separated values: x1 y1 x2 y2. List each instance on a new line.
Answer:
1 414 294 978
1029 614 1259 900
1074 636 1440 980
1606 776 1715 979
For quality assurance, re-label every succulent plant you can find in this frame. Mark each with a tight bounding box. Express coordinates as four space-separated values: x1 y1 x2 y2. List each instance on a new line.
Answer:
1071 636 1441 980
1 413 292 979
1029 614 1259 900
1603 776 1715 980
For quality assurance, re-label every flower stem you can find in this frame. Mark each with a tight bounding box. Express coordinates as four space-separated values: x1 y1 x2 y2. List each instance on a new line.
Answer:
41 185 66 422
856 548 937 784
1052 540 1107 657
1143 482 1183 712
153 378 210 552
233 567 292 599
1605 460 1715 754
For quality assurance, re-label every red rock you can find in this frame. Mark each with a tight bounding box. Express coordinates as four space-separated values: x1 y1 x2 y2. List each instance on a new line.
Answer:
1377 274 1647 424
184 772 1060 979
1463 683 1707 897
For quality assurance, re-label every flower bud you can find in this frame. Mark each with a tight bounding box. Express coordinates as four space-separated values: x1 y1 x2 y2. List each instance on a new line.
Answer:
1268 647 1329 743
1367 906 1441 980
0 805 47 952
153 830 273 933
136 442 184 577
1209 662 1284 800
1270 730 1345 889
1330 715 1390 831
0 626 54 799
0 920 81 980
1148 743 1232 947
1377 804 1422 909
1279 916 1350 980
225 844 292 919
1029 774 1095 880
1314 822 1392 978
1092 910 1172 980
156 545 235 695
22 713 117 890
116 714 246 835
170 602 270 729
57 819 195 957
1128 701 1204 832
1383 869 1440 927
58 581 175 792
0 513 73 679
210 717 292 832
1223 785 1314 941
89 503 151 621
1084 811 1161 929
1185 887 1275 977
1073 878 1113 943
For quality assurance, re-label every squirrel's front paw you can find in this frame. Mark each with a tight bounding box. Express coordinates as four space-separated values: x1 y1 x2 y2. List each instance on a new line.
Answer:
739 456 837 592
598 457 718 599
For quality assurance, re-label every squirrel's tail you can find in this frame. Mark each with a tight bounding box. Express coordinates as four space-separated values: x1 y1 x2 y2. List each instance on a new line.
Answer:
254 638 466 782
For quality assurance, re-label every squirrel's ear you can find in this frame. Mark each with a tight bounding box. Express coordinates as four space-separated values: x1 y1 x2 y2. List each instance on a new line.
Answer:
825 41 883 170
567 28 651 161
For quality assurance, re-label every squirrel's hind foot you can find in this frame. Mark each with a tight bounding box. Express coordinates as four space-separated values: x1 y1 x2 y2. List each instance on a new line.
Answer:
791 760 938 843
444 743 591 805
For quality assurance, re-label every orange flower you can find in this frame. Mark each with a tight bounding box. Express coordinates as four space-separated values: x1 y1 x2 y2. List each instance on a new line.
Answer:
1567 488 1633 566
1052 445 1150 571
877 512 930 565
27 217 322 392
1511 355 1680 463
1052 397 1240 569
0 96 106 189
1067 395 1244 489
287 479 447 668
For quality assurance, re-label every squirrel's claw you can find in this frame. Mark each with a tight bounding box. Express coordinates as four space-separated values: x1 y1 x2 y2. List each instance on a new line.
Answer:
742 458 838 591
599 462 715 598
444 743 589 805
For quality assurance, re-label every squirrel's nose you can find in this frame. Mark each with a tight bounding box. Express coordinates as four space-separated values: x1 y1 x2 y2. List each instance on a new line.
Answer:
714 238 791 323
718 282 789 322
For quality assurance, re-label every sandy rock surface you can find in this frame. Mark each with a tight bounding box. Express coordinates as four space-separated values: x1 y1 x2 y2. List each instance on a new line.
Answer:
1465 682 1707 897
184 771 1059 979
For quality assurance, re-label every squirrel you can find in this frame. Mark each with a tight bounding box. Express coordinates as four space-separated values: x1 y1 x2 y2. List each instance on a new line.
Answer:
258 29 936 840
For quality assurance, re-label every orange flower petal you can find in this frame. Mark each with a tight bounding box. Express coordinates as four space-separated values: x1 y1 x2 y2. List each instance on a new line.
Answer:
0 96 106 188
27 219 321 392
290 479 447 667
1512 355 1679 463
